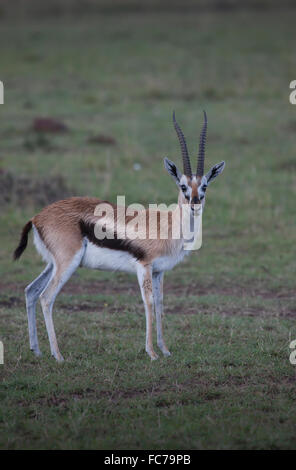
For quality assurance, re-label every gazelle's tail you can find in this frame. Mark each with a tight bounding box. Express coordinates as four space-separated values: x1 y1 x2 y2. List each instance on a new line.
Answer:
13 221 32 260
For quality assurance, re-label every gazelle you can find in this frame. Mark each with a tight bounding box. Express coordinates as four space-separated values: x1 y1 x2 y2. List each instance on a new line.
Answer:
14 112 225 362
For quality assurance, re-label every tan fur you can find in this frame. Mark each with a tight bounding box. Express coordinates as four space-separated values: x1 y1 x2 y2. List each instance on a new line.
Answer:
15 110 226 363
20 185 195 362
32 196 184 265
32 197 96 260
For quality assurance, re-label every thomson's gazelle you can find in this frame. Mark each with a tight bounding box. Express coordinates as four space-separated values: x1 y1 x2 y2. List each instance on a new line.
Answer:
14 112 225 362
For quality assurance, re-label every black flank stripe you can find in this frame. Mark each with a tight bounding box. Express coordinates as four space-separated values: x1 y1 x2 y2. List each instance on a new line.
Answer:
79 220 146 261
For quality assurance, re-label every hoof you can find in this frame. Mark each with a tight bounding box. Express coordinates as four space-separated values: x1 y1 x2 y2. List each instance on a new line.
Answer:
147 350 158 361
52 353 64 363
150 355 159 361
163 350 171 357
157 344 171 357
31 349 42 357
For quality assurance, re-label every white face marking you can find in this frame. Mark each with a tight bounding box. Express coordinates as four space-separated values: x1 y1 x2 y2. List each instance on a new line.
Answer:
180 175 188 186
197 175 208 202
179 175 191 200
180 174 208 206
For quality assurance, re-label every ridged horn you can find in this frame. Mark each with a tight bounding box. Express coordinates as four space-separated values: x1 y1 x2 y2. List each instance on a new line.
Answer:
197 110 207 177
173 111 192 177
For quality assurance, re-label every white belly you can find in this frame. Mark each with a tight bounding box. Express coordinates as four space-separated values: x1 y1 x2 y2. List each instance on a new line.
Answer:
81 241 138 274
81 241 189 275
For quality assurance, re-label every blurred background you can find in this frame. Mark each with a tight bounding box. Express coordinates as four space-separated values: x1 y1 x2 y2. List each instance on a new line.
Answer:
0 0 296 450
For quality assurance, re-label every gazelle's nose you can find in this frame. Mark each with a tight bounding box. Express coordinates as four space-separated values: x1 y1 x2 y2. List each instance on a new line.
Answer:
191 195 199 208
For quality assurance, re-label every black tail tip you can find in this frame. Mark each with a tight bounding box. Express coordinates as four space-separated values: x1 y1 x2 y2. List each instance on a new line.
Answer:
13 247 23 261
13 220 32 261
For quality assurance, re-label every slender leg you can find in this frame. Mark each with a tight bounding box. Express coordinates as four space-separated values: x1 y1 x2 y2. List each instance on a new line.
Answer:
137 263 158 360
25 263 54 356
152 271 171 357
40 245 86 362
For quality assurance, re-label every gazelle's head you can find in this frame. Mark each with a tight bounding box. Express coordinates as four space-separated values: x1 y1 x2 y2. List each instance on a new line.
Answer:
164 111 225 214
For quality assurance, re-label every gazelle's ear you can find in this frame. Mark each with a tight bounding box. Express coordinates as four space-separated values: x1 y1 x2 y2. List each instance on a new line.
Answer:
205 161 225 185
164 158 182 184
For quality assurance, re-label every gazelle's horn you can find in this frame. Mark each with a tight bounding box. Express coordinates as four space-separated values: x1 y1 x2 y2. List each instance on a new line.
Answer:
197 110 207 177
173 111 192 177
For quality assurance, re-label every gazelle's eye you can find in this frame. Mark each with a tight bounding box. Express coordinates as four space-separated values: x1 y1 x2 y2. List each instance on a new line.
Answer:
202 185 207 191
180 185 187 192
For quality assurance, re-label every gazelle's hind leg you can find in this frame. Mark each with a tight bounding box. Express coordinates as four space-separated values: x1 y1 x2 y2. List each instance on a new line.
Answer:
40 244 86 362
25 263 54 356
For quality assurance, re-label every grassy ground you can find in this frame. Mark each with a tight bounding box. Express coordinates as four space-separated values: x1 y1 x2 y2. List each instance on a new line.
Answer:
0 4 296 449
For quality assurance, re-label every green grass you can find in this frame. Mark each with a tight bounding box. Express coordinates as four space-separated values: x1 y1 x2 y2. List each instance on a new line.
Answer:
0 4 296 449
1 307 296 449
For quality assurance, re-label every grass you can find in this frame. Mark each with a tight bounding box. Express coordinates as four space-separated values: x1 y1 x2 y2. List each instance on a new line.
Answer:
0 3 296 449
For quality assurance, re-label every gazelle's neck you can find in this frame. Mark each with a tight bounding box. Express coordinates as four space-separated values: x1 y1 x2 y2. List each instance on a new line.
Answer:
174 192 202 254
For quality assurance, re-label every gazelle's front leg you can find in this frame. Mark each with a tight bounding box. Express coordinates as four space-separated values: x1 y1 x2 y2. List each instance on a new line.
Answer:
137 263 158 360
152 271 171 357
